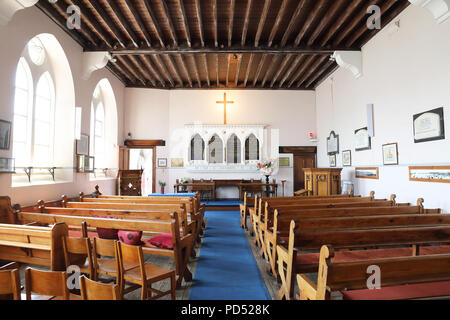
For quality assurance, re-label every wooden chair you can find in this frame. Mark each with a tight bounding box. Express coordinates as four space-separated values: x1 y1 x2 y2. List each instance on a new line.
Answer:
0 266 21 300
117 241 176 300
92 237 121 285
63 236 94 279
24 267 80 300
79 275 121 300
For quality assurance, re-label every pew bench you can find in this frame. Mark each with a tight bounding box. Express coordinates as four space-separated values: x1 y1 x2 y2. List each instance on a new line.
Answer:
298 245 450 300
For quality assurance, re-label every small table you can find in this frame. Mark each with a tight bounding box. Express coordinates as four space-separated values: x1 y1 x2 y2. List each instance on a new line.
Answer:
173 183 216 200
238 182 278 199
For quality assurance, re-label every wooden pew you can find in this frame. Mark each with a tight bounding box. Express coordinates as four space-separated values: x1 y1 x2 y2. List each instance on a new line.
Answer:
264 203 440 279
298 246 450 300
239 193 258 231
16 211 193 288
277 221 450 299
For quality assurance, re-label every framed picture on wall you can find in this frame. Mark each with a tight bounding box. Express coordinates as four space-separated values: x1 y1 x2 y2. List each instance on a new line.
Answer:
355 167 379 179
327 131 339 155
157 158 167 168
413 107 445 143
329 154 336 167
409 166 450 183
76 134 89 156
342 150 352 167
0 120 12 150
355 127 371 151
0 158 15 173
382 143 399 165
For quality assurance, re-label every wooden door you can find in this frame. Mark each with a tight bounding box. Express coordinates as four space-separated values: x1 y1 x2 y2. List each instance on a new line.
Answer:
293 155 316 191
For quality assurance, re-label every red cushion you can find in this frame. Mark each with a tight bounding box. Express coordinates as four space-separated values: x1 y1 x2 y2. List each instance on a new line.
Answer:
146 233 174 249
118 230 142 245
95 216 118 240
341 281 450 300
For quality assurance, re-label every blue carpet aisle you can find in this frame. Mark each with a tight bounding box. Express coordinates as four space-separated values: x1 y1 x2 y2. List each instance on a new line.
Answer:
189 210 271 300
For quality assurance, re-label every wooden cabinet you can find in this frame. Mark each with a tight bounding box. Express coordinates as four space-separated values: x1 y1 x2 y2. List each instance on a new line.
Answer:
117 170 143 196
303 168 343 196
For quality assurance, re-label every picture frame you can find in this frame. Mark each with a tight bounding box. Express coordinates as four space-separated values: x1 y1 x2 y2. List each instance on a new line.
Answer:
171 158 184 168
77 155 95 173
342 150 352 167
355 127 371 151
0 120 12 150
76 134 89 156
355 167 379 179
329 154 336 167
409 166 450 183
278 157 291 168
327 131 339 155
382 143 399 165
0 158 15 173
413 107 445 143
157 158 167 168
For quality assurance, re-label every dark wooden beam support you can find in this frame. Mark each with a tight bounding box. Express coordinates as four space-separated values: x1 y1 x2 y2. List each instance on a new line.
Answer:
213 0 218 47
308 0 344 46
106 0 140 47
177 0 191 47
278 55 304 88
88 0 128 48
126 55 151 86
122 0 153 47
228 0 236 47
116 57 141 85
194 0 205 47
252 54 268 87
106 63 129 86
191 55 202 87
153 54 175 87
137 55 158 87
255 0 271 47
166 54 184 86
216 54 220 87
261 55 278 87
296 56 328 88
280 0 307 47
270 55 293 87
304 59 335 88
234 54 243 87
178 54 193 88
143 0 166 48
309 63 339 89
294 0 327 46
241 0 253 46
143 55 167 87
288 55 316 88
226 54 231 86
267 0 289 47
160 0 179 47
243 53 255 88
202 54 210 87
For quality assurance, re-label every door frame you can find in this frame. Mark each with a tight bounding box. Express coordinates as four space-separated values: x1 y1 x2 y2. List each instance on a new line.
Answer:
279 146 317 191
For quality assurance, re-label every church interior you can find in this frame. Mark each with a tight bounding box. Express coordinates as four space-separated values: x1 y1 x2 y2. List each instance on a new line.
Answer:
0 0 450 302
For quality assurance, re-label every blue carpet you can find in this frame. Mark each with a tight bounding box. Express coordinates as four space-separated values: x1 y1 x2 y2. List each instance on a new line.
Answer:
189 211 271 300
202 200 243 206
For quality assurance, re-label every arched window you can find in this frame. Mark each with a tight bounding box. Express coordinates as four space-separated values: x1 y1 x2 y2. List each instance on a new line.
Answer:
226 134 241 164
190 134 205 161
245 134 260 161
13 58 33 167
208 134 223 164
91 87 105 168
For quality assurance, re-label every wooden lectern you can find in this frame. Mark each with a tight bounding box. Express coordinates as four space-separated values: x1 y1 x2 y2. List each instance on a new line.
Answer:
303 168 343 196
117 169 143 196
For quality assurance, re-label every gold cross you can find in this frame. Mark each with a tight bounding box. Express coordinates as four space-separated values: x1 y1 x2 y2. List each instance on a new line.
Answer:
216 92 234 125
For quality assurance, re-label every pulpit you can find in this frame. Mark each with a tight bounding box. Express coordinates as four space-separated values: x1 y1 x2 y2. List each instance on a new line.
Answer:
303 168 342 196
117 169 143 196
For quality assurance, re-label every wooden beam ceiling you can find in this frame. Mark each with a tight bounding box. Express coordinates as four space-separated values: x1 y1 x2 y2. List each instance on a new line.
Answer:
36 0 410 90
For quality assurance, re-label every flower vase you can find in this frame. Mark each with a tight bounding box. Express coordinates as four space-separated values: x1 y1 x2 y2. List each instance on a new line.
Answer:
160 186 165 194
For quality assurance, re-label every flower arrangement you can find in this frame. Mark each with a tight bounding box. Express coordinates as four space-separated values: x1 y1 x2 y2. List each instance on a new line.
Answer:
158 181 166 187
257 159 274 176
179 177 190 184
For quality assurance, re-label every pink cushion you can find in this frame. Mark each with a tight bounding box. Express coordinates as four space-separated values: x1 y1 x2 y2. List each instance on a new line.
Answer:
341 281 450 300
147 233 174 250
118 230 142 245
95 216 118 240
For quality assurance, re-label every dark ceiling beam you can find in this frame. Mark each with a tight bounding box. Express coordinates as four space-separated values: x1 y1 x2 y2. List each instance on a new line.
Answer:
116 56 142 85
106 63 129 86
319 0 363 47
304 59 335 88
280 0 307 47
160 0 179 47
87 0 128 48
294 0 327 46
144 55 167 87
270 55 292 87
126 55 151 86
253 54 268 87
241 0 253 46
212 0 218 47
177 0 191 47
267 0 289 47
333 0 379 46
310 63 339 89
137 55 158 87
153 54 175 87
97 46 357 55
288 55 316 88
255 0 271 47
70 0 116 48
122 0 153 47
216 54 220 87
261 55 278 87
243 53 255 87
307 0 344 46
143 0 166 48
346 0 398 47
193 0 205 47
228 0 235 47
226 54 231 86
166 54 184 86
106 0 140 47
296 56 328 88
36 1 94 47
234 54 243 87
178 54 193 88
190 55 202 87
202 54 210 87
278 55 304 88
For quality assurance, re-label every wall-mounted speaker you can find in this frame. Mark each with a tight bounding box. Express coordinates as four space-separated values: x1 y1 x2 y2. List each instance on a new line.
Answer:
366 104 374 137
